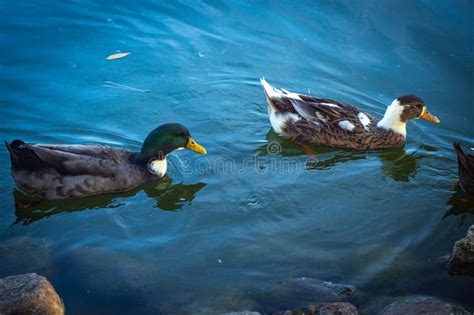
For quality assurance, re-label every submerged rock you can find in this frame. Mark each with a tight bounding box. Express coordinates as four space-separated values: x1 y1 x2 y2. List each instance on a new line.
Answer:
252 277 356 313
271 277 355 301
379 296 470 315
274 302 358 315
0 273 64 315
0 237 53 273
223 312 261 315
448 225 474 276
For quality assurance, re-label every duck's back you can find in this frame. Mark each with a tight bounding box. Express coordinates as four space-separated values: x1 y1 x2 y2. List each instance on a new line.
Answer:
5 140 152 200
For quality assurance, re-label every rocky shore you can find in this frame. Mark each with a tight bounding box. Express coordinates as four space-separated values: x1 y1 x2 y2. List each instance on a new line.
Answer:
448 225 474 276
228 225 474 314
0 273 64 315
1 226 473 315
228 295 471 315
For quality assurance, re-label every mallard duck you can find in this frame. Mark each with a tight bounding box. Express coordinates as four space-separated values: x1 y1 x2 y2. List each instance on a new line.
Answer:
5 123 207 200
453 142 474 194
260 78 440 150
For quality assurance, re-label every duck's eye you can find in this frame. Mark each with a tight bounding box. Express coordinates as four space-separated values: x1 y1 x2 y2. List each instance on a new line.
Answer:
407 104 420 111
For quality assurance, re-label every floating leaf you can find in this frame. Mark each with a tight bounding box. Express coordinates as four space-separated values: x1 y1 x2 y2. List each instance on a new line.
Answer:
106 52 130 60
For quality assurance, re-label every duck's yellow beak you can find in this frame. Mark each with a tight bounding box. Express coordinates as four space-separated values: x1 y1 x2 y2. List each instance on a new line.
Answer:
186 137 207 155
420 108 440 123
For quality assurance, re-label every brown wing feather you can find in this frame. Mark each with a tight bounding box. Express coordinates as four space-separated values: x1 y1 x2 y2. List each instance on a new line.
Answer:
283 119 404 150
34 144 121 159
6 140 152 200
276 95 403 150
288 98 376 132
26 144 126 177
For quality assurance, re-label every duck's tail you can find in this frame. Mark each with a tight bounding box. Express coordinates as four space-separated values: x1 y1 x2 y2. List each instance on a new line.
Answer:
260 77 282 100
453 142 464 156
453 142 474 193
454 142 467 170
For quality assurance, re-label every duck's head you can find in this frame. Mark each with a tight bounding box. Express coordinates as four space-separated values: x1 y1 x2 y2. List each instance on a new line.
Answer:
140 123 207 161
377 95 440 136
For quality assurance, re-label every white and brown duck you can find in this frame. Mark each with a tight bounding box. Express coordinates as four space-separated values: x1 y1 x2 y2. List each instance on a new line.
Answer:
260 78 440 150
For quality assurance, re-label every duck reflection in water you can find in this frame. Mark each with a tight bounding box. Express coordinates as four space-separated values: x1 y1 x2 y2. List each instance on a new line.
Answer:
13 177 206 225
258 131 420 182
443 189 474 226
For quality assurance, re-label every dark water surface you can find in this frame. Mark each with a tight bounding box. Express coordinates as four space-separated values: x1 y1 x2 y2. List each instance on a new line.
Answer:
1 1 473 314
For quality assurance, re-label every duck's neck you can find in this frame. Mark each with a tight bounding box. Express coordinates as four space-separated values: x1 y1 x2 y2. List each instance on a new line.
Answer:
377 100 407 137
148 157 167 178
130 152 167 177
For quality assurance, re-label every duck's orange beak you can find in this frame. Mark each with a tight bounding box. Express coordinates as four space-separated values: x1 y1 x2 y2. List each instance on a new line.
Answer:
420 108 440 123
186 137 207 155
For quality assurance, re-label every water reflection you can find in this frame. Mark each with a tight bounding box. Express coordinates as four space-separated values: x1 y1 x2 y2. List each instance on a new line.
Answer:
378 148 419 182
443 188 474 225
13 177 206 225
258 131 419 181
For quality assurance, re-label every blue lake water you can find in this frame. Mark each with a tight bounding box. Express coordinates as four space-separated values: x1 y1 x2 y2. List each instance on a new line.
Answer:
0 1 473 313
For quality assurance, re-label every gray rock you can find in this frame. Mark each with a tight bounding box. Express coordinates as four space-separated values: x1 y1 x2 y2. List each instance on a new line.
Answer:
0 273 64 315
379 296 470 315
448 225 474 276
274 302 358 315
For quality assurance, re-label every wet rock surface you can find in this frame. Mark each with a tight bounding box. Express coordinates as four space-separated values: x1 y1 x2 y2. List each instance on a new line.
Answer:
249 277 357 314
274 302 359 315
448 225 474 276
0 273 64 315
255 277 355 307
379 295 471 315
223 312 262 315
277 277 355 299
